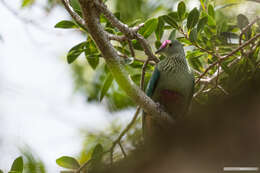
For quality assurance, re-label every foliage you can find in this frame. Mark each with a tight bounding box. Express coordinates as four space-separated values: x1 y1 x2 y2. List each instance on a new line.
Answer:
55 0 259 111
52 0 260 170
2 0 259 172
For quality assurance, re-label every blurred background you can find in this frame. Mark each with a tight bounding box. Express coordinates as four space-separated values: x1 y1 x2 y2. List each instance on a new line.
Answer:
0 0 259 172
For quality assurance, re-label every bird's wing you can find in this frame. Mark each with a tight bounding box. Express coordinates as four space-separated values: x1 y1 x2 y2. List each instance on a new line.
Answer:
186 71 195 112
143 67 160 140
146 67 160 97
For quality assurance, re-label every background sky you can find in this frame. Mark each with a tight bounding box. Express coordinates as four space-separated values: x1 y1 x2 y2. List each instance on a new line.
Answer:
0 1 134 172
0 0 258 172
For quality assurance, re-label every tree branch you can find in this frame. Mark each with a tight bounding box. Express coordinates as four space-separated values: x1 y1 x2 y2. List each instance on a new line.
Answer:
75 159 92 173
75 0 173 126
128 39 136 58
94 1 159 63
109 106 141 164
239 16 259 46
196 33 260 84
61 0 87 29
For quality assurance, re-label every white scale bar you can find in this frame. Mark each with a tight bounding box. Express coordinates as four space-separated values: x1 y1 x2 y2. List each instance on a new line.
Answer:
224 167 259 171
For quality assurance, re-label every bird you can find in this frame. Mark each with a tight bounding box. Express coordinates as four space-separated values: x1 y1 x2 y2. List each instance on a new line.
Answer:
143 39 194 143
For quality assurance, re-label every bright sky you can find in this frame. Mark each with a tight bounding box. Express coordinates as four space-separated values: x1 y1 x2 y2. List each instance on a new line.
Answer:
0 0 257 172
0 1 133 172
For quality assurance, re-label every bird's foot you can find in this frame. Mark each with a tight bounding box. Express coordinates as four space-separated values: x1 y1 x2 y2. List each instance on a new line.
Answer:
155 102 166 114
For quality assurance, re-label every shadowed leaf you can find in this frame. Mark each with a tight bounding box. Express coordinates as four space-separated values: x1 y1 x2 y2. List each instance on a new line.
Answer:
187 8 199 30
162 15 178 29
155 17 164 41
237 14 251 40
86 55 100 70
168 30 176 40
197 16 208 32
189 28 197 42
67 42 86 64
100 73 114 101
177 1 186 20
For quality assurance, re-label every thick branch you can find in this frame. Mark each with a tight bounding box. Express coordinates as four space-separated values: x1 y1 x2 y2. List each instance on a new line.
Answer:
77 0 174 125
94 1 159 63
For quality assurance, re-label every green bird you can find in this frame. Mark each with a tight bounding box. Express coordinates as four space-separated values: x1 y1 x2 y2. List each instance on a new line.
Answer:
143 39 194 142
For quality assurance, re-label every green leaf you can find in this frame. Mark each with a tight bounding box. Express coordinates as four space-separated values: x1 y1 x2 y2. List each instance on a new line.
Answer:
177 1 186 20
138 18 158 38
69 0 82 15
85 38 99 69
168 29 176 40
207 15 216 27
168 12 180 22
0 169 3 173
86 55 99 70
237 14 249 29
132 40 143 51
155 17 164 41
21 0 34 8
155 40 162 49
100 73 113 101
187 8 199 30
162 15 178 29
208 4 215 18
67 42 86 64
56 156 80 169
91 144 104 160
10 156 23 173
189 28 197 42
54 20 78 29
237 14 251 40
197 16 208 32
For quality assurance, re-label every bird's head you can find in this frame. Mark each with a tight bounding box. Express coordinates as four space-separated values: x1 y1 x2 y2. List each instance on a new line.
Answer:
155 40 184 57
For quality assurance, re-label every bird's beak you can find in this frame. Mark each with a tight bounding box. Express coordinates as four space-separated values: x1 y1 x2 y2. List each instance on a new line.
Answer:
155 47 164 54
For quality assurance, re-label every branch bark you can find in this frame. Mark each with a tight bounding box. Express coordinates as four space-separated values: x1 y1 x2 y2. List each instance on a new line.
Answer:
75 0 173 125
196 33 260 84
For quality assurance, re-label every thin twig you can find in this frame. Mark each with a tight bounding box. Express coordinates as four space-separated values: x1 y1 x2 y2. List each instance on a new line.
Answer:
193 84 206 98
75 159 92 173
118 142 127 158
196 33 260 84
179 28 221 59
239 16 259 46
94 1 159 63
135 33 160 63
108 33 127 41
214 63 220 88
217 85 229 95
61 0 87 29
140 59 150 90
110 106 141 164
128 39 135 58
118 53 155 65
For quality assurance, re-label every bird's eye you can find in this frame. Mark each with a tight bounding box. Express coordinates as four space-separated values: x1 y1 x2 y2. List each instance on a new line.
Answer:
169 43 172 47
